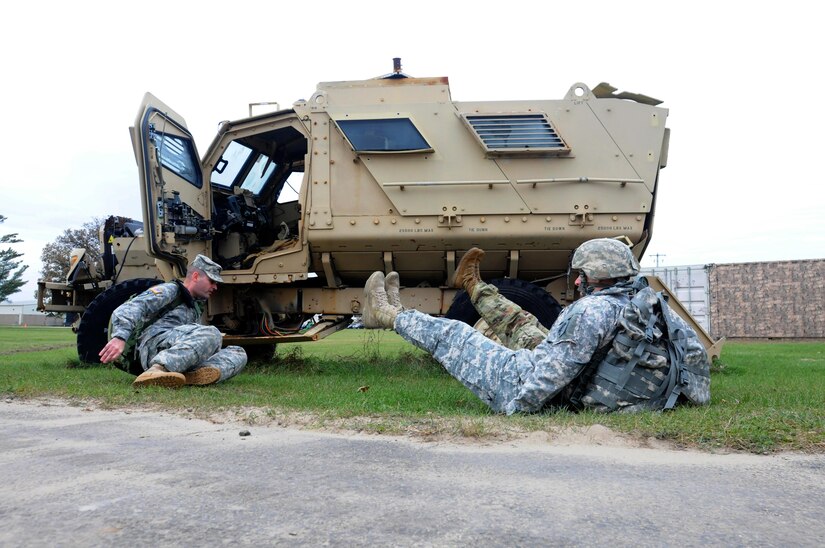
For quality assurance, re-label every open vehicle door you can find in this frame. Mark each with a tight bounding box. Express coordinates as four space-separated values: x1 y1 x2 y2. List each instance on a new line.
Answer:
130 93 211 275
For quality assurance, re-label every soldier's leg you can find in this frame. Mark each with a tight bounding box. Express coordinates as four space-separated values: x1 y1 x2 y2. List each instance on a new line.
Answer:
148 324 222 373
471 281 549 350
394 309 532 414
196 346 247 383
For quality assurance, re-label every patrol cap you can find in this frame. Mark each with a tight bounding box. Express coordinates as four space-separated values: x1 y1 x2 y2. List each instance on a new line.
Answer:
190 254 224 283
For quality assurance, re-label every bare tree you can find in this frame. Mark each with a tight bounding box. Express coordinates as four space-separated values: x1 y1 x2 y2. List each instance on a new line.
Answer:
39 218 105 283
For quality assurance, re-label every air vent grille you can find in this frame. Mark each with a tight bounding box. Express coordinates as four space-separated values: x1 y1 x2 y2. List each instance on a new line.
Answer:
464 114 569 155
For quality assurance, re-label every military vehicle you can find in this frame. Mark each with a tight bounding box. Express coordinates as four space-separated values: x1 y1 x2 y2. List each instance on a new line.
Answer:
38 60 722 373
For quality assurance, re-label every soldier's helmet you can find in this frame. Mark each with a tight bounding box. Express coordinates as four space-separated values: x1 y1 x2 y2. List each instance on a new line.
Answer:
571 238 640 279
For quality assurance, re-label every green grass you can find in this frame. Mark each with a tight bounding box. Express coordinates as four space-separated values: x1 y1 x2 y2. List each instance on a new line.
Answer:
0 325 75 353
1 326 823 453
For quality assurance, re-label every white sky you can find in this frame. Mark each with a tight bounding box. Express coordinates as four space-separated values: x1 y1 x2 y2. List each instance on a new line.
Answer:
2 0 823 302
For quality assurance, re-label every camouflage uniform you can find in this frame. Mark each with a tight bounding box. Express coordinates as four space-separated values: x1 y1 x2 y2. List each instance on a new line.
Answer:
368 238 710 414
394 284 633 414
574 285 711 412
110 282 246 382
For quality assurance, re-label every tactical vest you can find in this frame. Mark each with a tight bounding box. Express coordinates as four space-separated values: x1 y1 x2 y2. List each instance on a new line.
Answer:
571 279 711 412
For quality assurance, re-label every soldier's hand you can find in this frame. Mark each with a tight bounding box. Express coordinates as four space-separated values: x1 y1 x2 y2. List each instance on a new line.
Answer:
99 338 126 364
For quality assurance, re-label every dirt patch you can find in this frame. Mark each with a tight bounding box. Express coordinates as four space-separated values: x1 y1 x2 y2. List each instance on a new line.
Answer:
159 402 672 451
7 396 752 458
19 396 652 449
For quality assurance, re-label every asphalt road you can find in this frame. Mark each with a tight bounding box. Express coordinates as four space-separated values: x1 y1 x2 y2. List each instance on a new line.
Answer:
2 399 824 547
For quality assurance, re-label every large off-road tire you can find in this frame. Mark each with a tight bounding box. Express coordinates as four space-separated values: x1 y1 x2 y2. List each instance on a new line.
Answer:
76 278 162 375
445 278 562 331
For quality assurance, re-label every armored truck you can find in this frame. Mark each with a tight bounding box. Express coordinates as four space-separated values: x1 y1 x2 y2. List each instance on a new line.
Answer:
38 61 722 373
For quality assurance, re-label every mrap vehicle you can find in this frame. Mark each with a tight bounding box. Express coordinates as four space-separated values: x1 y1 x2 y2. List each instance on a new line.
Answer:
38 60 722 373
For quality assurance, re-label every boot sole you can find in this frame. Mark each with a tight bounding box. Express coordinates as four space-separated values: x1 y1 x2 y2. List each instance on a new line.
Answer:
362 271 386 328
454 248 485 290
133 372 185 388
184 368 221 386
385 271 402 309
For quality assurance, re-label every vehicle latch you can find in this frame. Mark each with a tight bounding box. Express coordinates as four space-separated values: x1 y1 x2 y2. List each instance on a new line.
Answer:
437 207 463 228
568 212 594 227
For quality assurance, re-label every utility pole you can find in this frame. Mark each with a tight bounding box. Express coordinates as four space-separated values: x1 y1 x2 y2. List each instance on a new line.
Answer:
650 253 666 267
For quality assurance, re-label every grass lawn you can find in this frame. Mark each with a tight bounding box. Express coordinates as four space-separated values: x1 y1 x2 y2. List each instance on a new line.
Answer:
1 326 823 454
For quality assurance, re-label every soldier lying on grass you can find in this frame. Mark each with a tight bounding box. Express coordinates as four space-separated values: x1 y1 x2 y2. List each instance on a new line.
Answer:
361 238 710 414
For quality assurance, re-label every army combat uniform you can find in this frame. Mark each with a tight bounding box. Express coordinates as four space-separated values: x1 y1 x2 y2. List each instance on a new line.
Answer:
395 283 634 414
470 281 549 350
363 238 710 414
396 279 710 414
110 282 246 382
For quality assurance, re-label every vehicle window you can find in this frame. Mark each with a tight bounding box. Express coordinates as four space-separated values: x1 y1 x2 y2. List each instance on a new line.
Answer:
336 118 431 152
240 154 278 195
154 132 201 188
211 141 253 187
277 171 303 203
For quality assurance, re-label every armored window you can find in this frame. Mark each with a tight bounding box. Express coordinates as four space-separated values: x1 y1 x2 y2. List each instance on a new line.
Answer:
212 141 252 188
336 118 432 153
240 154 278 195
153 131 202 187
463 113 569 156
212 141 278 195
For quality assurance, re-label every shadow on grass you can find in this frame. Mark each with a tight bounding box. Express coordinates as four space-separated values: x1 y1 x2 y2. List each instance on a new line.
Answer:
246 345 447 378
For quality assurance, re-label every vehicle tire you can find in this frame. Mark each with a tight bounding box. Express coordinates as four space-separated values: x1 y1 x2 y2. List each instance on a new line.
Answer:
76 278 163 375
242 344 277 363
445 278 562 331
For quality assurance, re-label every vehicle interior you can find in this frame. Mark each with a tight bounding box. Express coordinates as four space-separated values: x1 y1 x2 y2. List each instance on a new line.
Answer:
209 125 307 270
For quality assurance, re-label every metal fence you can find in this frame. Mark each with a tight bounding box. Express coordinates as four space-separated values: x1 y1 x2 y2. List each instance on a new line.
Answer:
640 265 711 334
0 303 64 327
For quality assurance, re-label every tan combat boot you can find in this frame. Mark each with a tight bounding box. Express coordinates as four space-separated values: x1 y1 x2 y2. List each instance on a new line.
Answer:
453 247 485 297
184 367 221 386
133 364 185 388
362 271 399 329
385 271 403 310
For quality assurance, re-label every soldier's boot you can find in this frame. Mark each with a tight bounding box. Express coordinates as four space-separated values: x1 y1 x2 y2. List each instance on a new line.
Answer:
385 271 403 311
184 367 221 386
453 247 485 298
362 271 399 329
133 364 185 388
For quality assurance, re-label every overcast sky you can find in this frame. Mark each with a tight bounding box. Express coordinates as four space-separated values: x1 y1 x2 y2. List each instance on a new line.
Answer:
2 0 823 302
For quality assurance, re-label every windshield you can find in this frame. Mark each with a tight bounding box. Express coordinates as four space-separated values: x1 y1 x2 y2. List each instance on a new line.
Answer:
212 141 279 194
240 153 278 194
210 123 307 200
211 141 251 188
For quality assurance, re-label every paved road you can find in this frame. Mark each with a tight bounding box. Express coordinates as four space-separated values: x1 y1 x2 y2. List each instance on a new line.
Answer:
2 399 824 546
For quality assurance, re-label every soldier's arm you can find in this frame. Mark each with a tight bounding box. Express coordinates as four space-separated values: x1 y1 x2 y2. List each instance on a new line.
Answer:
507 300 616 413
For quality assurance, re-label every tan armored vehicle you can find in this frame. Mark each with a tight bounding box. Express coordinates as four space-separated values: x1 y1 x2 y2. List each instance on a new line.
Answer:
38 61 721 374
